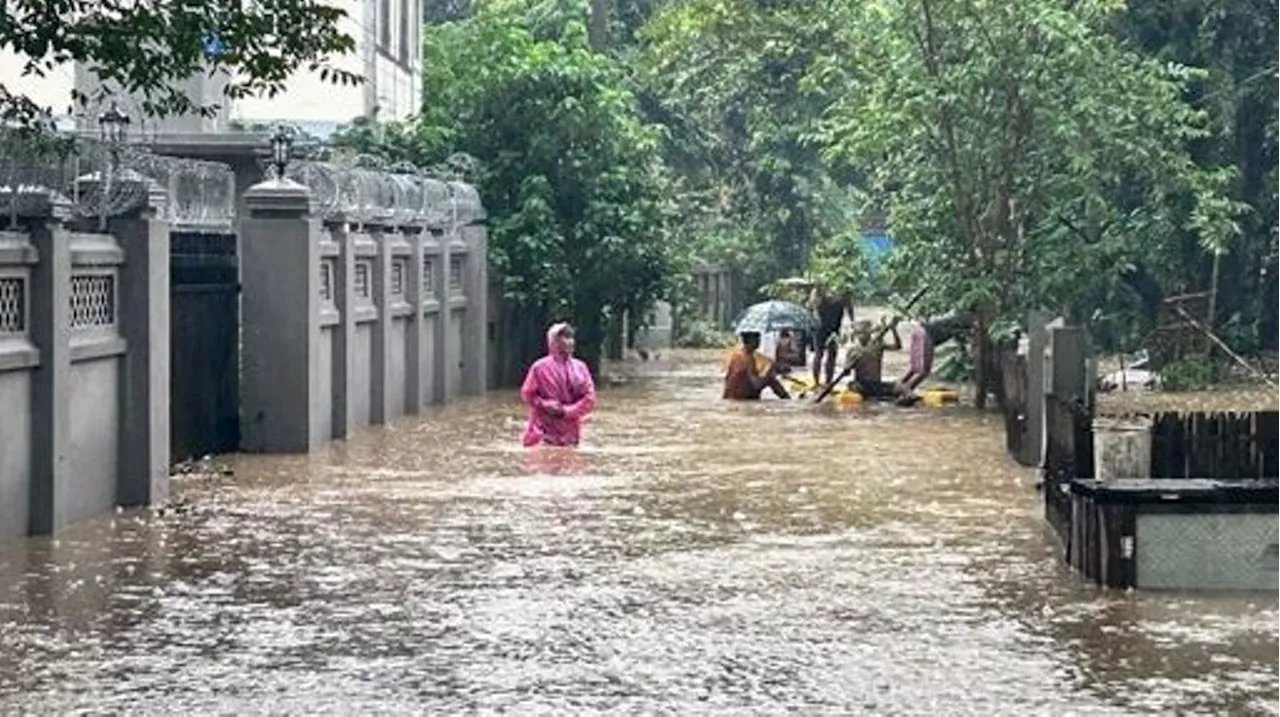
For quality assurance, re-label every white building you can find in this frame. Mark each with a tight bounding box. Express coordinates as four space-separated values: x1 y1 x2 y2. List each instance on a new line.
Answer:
0 0 421 139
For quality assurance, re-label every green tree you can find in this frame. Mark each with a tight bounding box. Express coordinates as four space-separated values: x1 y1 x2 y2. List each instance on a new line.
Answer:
360 0 677 371
1111 0 1278 352
814 0 1243 406
1 0 359 130
635 0 849 291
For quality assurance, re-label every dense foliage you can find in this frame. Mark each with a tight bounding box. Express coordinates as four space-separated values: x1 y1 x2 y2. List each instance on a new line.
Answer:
1110 0 1278 354
336 0 678 370
808 0 1248 403
634 0 847 288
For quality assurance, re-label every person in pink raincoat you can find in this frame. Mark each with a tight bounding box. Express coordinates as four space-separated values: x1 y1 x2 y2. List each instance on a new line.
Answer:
520 322 597 447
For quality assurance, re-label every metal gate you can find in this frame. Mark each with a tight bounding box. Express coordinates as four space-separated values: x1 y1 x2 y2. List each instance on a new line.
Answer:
170 231 240 461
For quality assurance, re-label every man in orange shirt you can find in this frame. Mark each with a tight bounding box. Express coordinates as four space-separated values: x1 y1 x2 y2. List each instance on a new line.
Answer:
724 331 791 400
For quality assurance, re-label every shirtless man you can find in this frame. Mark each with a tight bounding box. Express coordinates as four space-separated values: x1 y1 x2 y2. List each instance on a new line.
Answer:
846 319 902 399
724 331 791 400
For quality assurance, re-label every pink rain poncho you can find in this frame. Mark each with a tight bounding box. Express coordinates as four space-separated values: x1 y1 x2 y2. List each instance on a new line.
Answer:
520 323 597 447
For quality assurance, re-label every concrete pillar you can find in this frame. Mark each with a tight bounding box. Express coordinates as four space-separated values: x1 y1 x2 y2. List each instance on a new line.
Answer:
403 225 425 414
239 179 323 453
111 194 171 507
418 229 445 405
331 221 357 437
1025 310 1052 469
370 224 393 424
1047 324 1088 400
435 230 452 403
25 194 72 535
461 223 488 394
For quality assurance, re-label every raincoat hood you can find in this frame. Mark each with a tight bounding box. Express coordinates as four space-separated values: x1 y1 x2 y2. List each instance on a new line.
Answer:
547 322 571 356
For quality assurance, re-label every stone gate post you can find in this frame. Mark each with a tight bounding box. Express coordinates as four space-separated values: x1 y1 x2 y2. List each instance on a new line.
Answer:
23 194 72 535
238 178 324 452
111 190 171 506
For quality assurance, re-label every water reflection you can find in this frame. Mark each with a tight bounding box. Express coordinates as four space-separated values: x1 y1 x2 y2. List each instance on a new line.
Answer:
0 353 1275 714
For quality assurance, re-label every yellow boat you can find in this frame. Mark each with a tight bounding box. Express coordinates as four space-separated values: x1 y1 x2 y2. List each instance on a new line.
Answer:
920 388 960 407
783 375 863 407
835 390 865 409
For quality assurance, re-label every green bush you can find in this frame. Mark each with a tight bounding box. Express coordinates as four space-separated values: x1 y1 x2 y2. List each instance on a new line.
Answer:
1218 313 1263 356
1160 355 1217 391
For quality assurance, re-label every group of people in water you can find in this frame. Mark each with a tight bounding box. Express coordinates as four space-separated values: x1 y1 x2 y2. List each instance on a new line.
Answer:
723 285 963 403
517 287 963 448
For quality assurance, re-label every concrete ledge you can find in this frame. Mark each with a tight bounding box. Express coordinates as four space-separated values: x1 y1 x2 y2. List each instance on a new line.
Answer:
70 244 125 267
148 131 272 155
320 308 341 327
353 305 378 323
389 302 413 318
449 296 468 310
70 335 128 363
1070 478 1279 506
0 340 40 372
423 299 441 316
0 241 38 265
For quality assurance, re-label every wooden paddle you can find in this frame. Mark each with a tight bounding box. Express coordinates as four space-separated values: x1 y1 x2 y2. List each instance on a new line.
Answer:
812 286 929 404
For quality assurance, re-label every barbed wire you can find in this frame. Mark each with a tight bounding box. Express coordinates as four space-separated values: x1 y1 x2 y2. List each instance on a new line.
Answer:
282 153 484 228
1 128 482 231
132 153 236 231
1 129 236 230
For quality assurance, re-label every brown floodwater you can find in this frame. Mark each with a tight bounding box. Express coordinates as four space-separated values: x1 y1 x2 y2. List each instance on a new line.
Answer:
1 352 1276 714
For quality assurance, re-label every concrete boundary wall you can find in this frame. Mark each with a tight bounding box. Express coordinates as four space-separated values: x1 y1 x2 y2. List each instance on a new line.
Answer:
239 177 487 454
0 192 169 538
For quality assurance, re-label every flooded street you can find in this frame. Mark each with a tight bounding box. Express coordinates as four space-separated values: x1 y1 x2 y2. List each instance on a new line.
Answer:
1 352 1276 714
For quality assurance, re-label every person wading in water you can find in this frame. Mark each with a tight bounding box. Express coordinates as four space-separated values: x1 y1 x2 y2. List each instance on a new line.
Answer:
810 284 854 388
519 323 597 447
847 319 902 399
897 313 970 397
723 331 791 400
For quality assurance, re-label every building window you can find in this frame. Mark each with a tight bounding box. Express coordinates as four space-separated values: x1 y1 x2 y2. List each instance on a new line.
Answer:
411 0 420 63
379 0 392 52
422 257 435 298
398 0 411 64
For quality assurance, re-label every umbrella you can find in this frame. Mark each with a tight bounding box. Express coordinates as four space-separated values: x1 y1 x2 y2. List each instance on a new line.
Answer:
733 300 814 334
